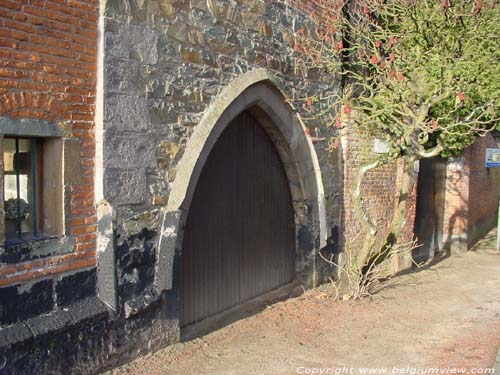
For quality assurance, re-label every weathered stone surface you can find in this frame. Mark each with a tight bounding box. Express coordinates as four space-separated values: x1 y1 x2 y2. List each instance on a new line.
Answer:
166 21 188 42
0 296 112 375
159 0 177 19
157 140 180 170
0 279 54 326
105 58 140 93
105 0 148 22
0 236 74 264
208 38 238 55
190 0 208 11
187 26 205 46
104 169 148 205
97 200 117 312
155 210 181 291
116 227 157 302
0 322 32 347
104 94 150 133
105 135 156 169
179 46 203 65
63 138 82 185
55 269 97 307
105 21 158 65
206 0 225 17
121 210 161 236
254 0 267 14
241 9 263 32
0 117 63 137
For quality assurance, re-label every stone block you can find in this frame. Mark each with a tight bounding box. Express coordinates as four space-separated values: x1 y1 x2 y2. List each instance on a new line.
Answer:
105 58 140 93
155 210 181 291
116 227 157 301
105 0 147 22
104 168 148 205
63 138 81 185
104 94 150 133
105 20 158 65
179 46 203 65
0 279 54 326
241 9 262 32
187 26 205 46
159 0 176 19
190 0 208 11
55 268 97 307
105 135 156 169
97 200 117 311
166 21 188 43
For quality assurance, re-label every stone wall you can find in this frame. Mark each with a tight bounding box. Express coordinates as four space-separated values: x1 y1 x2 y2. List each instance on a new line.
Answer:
100 0 339 216
98 0 343 316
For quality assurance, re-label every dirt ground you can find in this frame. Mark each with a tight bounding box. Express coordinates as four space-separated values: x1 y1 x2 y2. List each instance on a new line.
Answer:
105 231 500 375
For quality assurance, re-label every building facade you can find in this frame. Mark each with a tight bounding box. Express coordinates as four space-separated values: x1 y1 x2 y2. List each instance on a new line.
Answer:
0 1 498 374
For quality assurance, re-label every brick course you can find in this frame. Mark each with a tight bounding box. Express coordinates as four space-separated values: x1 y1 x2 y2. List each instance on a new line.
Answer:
0 0 98 287
340 125 418 271
466 135 500 246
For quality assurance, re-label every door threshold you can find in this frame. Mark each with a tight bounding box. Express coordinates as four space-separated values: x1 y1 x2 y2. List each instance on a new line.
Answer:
181 280 303 342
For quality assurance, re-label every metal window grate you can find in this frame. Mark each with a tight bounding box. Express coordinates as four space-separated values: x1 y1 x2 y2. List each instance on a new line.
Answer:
3 137 39 241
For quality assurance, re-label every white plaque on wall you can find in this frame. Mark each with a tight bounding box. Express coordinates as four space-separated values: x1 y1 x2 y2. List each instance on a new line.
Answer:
373 138 389 154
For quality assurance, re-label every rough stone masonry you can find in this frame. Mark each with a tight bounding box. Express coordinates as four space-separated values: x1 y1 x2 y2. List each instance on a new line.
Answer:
0 1 498 374
96 0 344 317
0 1 344 373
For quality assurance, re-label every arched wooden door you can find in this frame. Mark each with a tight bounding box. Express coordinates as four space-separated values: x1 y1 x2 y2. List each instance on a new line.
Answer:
180 111 295 327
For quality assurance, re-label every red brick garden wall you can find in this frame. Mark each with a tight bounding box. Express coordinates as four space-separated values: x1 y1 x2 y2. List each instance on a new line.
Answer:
466 134 500 246
340 126 418 271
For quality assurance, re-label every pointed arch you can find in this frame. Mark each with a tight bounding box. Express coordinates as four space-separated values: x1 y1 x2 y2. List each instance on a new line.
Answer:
155 69 327 292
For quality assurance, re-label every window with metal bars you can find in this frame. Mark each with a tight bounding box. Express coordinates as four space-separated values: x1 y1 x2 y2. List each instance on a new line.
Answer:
3 137 43 243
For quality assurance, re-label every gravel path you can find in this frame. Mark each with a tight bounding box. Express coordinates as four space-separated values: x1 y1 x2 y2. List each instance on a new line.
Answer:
105 231 500 375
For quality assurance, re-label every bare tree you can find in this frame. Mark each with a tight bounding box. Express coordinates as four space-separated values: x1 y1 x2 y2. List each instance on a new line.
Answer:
294 0 500 297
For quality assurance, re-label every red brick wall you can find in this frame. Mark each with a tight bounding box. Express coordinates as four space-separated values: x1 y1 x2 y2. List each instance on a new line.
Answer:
466 134 500 246
341 126 417 270
440 135 500 252
283 0 339 20
342 128 398 236
409 135 500 255
0 0 98 287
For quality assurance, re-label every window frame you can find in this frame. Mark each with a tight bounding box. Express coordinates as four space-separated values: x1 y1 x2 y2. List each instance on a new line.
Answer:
3 136 45 244
0 117 65 253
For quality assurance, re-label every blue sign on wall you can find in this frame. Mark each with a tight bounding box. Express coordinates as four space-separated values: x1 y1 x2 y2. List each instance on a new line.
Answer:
485 148 500 168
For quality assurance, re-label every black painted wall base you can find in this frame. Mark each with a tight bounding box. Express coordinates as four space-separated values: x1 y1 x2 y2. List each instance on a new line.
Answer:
0 270 180 375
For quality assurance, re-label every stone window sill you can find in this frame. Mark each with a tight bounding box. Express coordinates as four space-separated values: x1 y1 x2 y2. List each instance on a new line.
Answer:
0 235 75 264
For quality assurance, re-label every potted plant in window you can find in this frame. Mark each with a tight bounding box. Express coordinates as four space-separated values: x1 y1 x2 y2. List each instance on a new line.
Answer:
4 198 30 236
